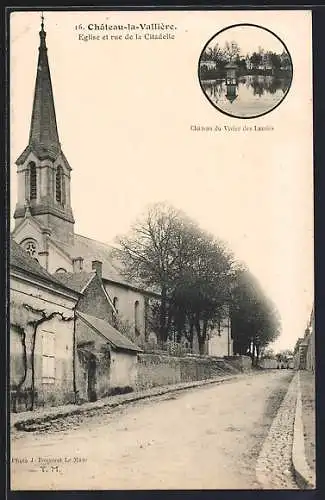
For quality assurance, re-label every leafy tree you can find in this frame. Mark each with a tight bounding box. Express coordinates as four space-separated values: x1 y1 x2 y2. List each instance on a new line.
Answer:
250 52 262 68
261 347 275 359
231 268 281 365
211 43 227 66
269 52 281 71
201 47 213 62
170 233 234 353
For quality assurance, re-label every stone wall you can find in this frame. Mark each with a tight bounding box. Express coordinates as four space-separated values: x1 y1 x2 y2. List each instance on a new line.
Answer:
223 355 252 371
77 274 113 322
259 358 278 369
136 353 243 390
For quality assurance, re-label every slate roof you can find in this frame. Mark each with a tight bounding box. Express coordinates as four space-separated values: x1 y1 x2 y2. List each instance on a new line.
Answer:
55 233 159 295
10 238 78 294
54 270 95 293
77 311 142 353
16 23 62 166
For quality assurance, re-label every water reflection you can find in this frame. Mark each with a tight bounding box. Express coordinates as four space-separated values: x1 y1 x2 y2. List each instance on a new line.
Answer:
201 74 291 117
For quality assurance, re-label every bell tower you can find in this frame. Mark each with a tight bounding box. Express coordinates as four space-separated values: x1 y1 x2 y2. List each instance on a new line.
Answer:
13 15 75 244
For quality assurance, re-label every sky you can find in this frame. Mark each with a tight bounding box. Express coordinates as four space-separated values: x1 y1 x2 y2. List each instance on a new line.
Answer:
10 10 314 352
206 24 286 57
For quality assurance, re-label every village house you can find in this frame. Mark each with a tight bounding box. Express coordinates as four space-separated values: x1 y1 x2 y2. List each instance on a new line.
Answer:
10 17 233 411
293 306 315 372
10 238 141 412
200 60 217 71
10 238 79 412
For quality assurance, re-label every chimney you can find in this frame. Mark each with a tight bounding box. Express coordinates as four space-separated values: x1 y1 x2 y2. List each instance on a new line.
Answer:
72 256 84 272
92 260 102 279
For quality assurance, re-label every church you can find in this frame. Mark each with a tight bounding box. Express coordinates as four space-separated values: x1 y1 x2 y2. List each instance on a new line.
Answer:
11 18 156 345
10 17 233 411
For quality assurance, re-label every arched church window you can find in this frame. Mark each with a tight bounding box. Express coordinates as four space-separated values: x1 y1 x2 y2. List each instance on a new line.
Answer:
29 162 37 200
134 300 140 335
21 239 38 259
56 166 65 204
56 268 67 273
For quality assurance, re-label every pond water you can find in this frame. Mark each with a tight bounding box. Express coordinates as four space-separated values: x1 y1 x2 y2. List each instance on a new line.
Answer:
200 74 292 118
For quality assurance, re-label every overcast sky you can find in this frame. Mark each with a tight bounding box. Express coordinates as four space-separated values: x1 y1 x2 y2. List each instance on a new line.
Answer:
207 24 287 57
10 11 313 352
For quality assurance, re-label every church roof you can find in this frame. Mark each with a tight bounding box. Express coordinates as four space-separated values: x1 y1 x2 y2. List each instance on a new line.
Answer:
54 270 96 293
56 233 160 296
77 311 142 353
16 19 66 166
10 238 78 295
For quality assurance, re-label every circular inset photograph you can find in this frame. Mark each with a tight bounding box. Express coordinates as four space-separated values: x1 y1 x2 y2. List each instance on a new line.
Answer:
198 24 293 119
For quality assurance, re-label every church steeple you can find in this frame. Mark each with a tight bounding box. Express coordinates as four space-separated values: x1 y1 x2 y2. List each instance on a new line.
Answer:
28 14 60 156
13 14 75 244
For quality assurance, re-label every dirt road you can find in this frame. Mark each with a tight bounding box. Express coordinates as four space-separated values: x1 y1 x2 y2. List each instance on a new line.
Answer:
11 370 294 490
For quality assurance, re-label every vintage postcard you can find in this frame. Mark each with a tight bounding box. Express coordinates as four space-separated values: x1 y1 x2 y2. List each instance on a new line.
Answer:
9 9 314 490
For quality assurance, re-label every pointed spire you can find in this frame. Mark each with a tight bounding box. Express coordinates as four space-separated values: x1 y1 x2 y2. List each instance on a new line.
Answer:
40 11 46 47
28 12 60 155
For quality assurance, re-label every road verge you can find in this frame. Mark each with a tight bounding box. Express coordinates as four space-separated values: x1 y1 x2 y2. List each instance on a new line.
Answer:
255 371 298 489
292 371 316 489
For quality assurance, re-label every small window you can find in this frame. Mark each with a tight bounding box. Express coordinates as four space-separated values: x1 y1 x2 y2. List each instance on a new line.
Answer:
56 166 65 204
29 162 37 200
134 300 140 335
22 239 38 259
56 268 67 273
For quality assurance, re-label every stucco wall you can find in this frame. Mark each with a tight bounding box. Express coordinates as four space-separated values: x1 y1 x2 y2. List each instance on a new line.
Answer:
47 241 73 273
10 325 25 387
208 322 233 357
75 317 137 402
34 316 75 406
110 351 137 389
10 273 77 411
75 317 110 401
104 281 147 338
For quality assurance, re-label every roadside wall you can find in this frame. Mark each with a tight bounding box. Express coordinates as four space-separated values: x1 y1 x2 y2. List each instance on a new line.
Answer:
224 355 252 371
259 358 278 369
136 353 244 390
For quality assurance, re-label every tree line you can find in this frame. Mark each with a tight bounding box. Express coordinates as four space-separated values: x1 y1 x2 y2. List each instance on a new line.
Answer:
201 41 291 72
115 203 280 361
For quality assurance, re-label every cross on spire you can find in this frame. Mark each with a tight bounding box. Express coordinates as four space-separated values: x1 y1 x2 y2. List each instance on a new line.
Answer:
27 11 60 151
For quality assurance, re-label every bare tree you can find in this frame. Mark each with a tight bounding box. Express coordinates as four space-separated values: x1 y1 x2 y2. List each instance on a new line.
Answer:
116 203 186 342
116 203 235 352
